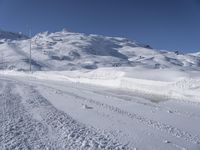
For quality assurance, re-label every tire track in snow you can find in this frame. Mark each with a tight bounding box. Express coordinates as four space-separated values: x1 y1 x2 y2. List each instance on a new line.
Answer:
175 99 200 107
92 90 200 119
2 77 200 148
31 79 200 120
0 81 6 150
18 84 131 150
0 82 61 149
43 86 200 145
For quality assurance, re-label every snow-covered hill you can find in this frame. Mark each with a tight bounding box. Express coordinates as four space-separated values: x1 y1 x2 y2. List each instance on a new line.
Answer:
0 29 199 71
0 29 28 41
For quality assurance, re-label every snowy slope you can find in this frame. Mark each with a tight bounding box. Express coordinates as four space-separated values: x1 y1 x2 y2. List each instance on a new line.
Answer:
0 29 28 41
0 29 199 71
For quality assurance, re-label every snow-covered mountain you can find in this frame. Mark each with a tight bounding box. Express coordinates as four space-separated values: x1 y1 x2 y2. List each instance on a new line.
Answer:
0 29 28 41
1 29 200 150
0 29 199 71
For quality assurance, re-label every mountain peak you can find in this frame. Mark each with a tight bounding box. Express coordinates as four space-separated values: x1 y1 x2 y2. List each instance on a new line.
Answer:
0 29 199 71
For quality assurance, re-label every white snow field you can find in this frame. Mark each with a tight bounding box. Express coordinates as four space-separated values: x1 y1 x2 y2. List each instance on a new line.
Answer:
0 29 200 149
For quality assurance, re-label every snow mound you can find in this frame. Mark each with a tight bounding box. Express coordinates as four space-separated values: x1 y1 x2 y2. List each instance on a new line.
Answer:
1 67 200 102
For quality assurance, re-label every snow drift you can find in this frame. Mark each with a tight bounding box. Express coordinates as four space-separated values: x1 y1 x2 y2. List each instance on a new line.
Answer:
1 67 200 103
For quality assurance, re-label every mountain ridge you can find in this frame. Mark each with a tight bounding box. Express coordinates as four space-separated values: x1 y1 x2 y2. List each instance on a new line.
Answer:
0 29 28 41
0 29 199 71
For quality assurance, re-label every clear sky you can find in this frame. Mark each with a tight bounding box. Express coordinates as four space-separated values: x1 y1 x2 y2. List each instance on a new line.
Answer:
0 0 200 52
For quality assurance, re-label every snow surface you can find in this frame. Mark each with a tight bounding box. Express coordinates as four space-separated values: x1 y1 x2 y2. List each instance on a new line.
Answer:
0 67 200 103
0 29 200 149
0 73 200 150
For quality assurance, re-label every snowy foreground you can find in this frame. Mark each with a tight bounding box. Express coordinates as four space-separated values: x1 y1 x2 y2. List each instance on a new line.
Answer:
0 68 200 150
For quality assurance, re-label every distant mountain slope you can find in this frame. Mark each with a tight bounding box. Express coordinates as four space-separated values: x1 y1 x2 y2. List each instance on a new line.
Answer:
0 29 28 41
0 29 199 71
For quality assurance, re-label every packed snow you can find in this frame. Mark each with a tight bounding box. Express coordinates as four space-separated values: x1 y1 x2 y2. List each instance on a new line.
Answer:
0 29 200 150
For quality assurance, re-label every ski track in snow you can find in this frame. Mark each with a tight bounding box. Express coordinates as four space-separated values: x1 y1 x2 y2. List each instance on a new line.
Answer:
0 80 130 150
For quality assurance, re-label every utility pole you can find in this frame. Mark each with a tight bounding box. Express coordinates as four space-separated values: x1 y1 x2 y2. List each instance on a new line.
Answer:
1 52 3 70
29 29 32 72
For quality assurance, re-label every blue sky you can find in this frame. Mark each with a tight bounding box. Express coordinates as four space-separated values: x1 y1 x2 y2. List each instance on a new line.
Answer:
0 0 200 52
